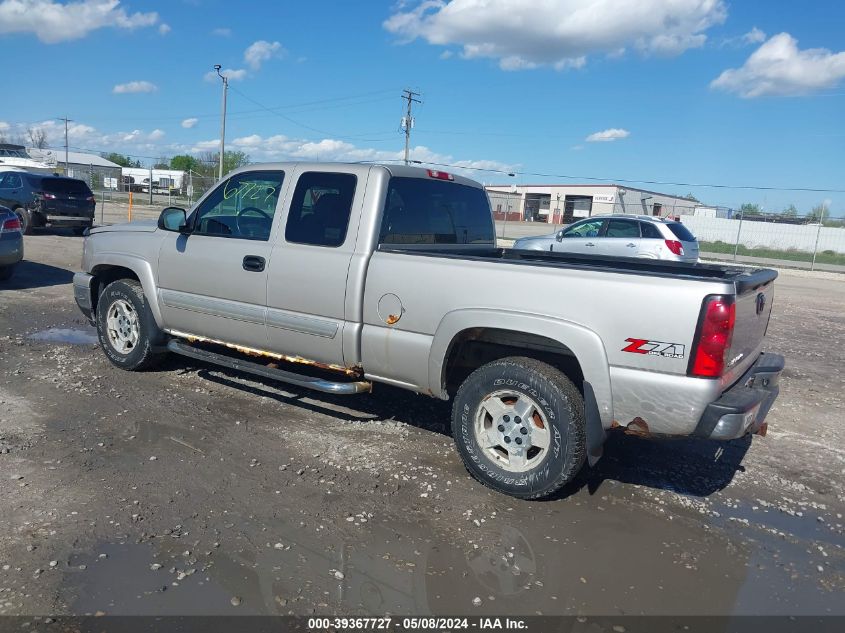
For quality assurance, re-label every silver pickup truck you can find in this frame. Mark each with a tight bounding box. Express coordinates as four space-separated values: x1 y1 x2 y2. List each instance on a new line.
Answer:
73 163 784 499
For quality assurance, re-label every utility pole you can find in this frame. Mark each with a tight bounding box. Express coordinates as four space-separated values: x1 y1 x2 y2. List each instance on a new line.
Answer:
214 65 229 181
58 117 72 175
401 89 421 165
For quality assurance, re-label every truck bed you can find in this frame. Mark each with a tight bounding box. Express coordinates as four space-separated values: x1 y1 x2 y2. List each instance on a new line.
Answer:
377 246 777 292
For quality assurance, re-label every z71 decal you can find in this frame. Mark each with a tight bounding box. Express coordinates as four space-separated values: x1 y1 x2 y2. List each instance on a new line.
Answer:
622 338 686 359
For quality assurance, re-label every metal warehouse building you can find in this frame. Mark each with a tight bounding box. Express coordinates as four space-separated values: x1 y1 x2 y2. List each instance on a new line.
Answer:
28 148 122 190
485 183 723 224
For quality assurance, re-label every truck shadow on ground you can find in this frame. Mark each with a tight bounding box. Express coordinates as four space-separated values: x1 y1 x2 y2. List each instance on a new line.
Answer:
0 260 74 290
571 431 751 498
192 363 749 500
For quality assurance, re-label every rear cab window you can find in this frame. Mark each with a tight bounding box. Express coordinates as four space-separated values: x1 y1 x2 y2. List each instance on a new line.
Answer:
41 178 92 195
666 221 696 242
379 177 494 246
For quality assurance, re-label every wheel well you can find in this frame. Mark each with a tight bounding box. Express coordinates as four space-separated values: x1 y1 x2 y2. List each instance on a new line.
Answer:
443 328 584 396
90 265 140 312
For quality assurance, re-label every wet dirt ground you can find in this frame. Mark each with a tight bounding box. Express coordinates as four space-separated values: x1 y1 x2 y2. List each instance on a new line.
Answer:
0 233 843 616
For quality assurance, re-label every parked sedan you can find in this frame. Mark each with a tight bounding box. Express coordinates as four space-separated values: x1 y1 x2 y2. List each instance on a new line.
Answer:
512 214 700 263
0 204 24 280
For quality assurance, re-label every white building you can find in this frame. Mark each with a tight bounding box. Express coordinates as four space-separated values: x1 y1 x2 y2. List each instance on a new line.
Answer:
485 183 723 224
122 167 185 193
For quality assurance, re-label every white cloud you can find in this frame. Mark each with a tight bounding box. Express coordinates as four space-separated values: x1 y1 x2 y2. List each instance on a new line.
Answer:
244 40 284 70
711 33 845 98
158 22 170 35
0 121 9 130
0 0 159 44
586 128 630 142
181 118 198 129
384 0 726 70
203 68 247 82
148 129 165 141
197 132 516 178
112 80 157 94
211 27 231 37
742 27 765 45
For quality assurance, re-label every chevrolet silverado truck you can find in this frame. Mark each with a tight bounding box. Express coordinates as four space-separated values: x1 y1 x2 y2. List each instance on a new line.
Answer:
73 163 784 499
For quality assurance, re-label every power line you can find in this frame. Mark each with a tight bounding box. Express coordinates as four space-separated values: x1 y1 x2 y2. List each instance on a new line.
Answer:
393 159 845 194
228 85 395 142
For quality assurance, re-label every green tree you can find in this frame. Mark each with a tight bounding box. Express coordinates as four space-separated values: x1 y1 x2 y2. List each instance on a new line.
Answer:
170 154 201 172
101 152 134 167
196 150 251 176
780 204 798 218
684 192 700 203
807 203 829 223
739 203 762 217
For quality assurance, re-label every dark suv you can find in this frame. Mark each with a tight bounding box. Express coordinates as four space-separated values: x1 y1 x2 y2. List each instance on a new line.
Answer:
0 171 95 235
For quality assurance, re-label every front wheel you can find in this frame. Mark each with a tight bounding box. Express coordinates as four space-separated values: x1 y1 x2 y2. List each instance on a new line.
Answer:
452 356 586 500
96 279 167 370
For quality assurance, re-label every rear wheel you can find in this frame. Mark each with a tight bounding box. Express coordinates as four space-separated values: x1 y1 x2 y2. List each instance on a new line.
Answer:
0 264 13 281
13 208 32 235
452 356 586 500
96 279 167 370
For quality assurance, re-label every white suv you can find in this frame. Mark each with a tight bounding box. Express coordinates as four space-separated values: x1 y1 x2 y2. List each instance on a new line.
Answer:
512 214 700 262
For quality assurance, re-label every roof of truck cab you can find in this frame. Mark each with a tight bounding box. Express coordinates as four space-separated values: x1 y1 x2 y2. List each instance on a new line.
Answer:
230 161 484 188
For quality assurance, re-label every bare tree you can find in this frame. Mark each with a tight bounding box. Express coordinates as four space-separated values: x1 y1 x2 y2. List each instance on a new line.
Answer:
27 127 48 149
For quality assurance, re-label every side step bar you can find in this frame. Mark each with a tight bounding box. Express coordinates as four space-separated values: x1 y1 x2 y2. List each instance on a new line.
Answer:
166 340 372 395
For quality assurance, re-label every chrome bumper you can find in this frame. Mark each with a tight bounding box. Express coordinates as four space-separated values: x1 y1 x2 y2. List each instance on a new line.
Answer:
694 353 785 440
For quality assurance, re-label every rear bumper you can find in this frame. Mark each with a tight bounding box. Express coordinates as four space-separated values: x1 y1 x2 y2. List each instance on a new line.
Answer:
693 352 785 440
73 272 95 323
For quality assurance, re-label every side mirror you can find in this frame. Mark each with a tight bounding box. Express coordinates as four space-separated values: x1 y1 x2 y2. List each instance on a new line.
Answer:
556 230 565 242
158 207 188 233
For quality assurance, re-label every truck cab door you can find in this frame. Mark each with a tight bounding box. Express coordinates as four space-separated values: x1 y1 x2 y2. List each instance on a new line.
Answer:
554 218 604 254
156 169 287 350
264 165 370 368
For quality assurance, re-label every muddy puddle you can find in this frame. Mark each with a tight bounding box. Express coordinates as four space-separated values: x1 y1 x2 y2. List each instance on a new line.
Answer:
28 327 98 345
65 485 844 616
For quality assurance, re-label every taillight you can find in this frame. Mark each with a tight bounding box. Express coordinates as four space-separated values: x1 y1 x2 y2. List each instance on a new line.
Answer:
427 169 454 181
87 195 95 203
1 216 21 233
689 296 735 377
665 239 684 256
39 191 57 200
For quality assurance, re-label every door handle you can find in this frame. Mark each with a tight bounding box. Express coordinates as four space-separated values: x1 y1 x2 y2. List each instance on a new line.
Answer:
626 243 636 247
242 255 266 272
585 242 595 247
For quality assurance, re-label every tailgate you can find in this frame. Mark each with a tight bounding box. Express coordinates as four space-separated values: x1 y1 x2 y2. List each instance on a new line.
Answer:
723 271 776 384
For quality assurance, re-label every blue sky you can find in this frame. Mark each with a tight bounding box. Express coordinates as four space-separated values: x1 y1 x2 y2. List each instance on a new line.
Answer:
0 0 843 215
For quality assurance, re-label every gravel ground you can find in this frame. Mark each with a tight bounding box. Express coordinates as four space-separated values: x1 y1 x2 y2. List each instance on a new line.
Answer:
0 232 842 616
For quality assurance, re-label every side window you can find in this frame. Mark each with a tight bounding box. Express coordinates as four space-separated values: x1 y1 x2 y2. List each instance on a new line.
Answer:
640 222 662 239
191 170 284 241
605 219 640 238
285 172 357 247
0 173 8 189
563 219 603 238
9 174 22 188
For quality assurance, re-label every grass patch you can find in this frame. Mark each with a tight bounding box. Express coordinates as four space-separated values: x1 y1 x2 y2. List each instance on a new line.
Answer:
699 241 845 266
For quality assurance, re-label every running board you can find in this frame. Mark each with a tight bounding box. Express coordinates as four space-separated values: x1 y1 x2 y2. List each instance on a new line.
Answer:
166 340 372 395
